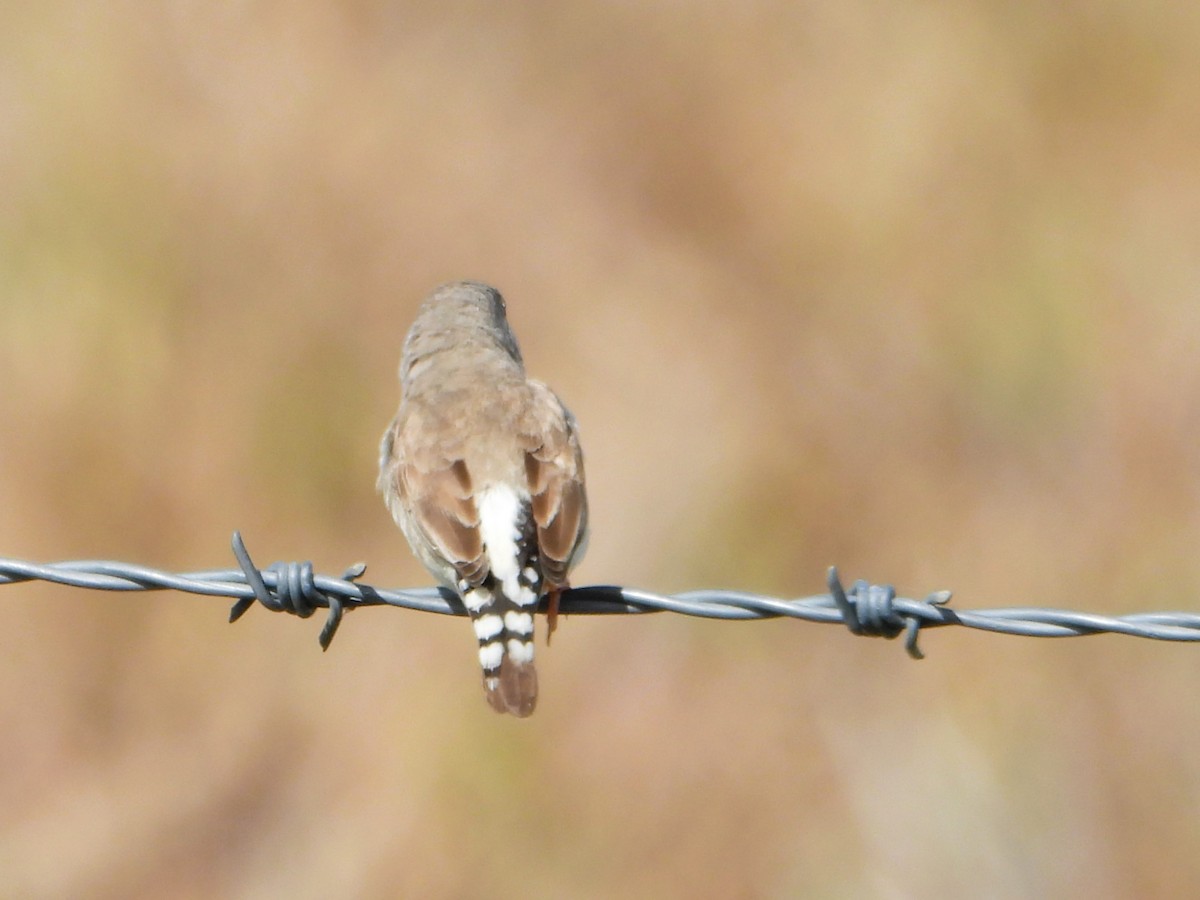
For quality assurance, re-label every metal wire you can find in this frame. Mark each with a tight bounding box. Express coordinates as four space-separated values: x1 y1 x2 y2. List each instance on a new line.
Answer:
1 530 1199 658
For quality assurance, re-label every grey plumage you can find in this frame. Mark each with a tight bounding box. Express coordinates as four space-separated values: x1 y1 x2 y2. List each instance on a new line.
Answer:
378 281 589 716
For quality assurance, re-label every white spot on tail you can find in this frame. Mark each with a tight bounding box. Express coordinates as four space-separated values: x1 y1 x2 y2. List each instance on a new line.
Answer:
463 587 492 613
504 611 533 635
477 484 527 600
478 642 503 670
507 639 534 663
472 614 503 641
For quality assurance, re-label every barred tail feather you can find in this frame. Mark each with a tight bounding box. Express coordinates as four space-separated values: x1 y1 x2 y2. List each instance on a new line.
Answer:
459 484 546 716
463 563 542 717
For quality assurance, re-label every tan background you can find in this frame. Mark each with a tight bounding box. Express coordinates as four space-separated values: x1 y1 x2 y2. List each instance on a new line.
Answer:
2 2 1200 897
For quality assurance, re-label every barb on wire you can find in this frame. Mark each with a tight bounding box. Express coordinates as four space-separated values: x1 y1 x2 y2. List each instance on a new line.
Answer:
1 531 1199 656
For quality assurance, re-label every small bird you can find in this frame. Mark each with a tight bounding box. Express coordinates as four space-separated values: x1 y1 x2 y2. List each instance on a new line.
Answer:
378 281 589 716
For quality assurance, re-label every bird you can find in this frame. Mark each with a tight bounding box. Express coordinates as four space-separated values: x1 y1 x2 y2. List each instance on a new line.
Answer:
377 281 589 717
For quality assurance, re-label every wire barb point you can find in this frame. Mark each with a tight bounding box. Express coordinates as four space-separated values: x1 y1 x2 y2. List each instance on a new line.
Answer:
229 531 348 650
827 566 952 659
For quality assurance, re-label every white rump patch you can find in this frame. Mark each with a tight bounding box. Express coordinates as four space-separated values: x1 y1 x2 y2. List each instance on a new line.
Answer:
506 639 534 664
477 484 526 600
504 611 534 635
472 614 504 641
478 641 504 670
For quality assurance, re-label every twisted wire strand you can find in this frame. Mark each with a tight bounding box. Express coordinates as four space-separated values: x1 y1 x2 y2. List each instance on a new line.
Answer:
1 531 1199 657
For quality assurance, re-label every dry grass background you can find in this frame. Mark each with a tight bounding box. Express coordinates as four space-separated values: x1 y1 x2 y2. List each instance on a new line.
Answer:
1 1 1199 896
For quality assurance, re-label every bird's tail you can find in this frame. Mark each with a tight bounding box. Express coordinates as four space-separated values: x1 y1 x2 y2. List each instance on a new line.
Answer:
463 565 541 717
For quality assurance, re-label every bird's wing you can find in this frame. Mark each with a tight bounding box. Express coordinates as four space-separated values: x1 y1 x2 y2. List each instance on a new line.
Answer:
381 410 487 586
520 380 589 587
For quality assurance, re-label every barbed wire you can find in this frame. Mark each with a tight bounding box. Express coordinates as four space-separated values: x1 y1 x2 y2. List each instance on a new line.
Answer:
1 531 1199 658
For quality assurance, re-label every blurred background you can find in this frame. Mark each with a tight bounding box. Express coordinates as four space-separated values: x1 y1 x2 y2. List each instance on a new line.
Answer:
2 1 1199 896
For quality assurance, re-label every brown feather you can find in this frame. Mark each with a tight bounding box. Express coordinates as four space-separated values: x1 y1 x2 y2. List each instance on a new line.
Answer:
395 424 489 585
520 381 588 589
486 657 538 717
